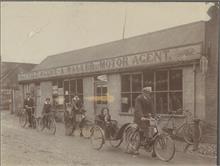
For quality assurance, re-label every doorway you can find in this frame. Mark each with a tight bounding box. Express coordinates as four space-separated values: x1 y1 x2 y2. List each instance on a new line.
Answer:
94 75 108 115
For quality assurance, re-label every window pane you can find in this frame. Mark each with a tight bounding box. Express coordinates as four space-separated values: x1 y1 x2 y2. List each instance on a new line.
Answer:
156 92 168 114
58 80 63 88
121 75 131 92
156 71 168 91
70 80 76 95
102 86 107 95
64 95 69 103
143 71 154 91
132 93 141 110
64 81 69 95
77 79 83 93
96 86 101 104
121 93 131 113
170 70 182 90
132 74 142 92
169 92 182 113
102 86 108 104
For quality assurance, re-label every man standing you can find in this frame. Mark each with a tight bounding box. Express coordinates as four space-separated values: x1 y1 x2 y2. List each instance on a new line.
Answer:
127 87 156 157
24 92 34 127
134 87 154 126
42 98 52 127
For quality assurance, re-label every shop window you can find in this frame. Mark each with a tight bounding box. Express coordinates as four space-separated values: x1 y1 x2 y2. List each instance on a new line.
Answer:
121 93 131 113
63 78 83 104
70 80 76 94
169 92 182 113
121 73 142 113
77 79 83 94
121 75 131 92
143 71 154 90
95 85 107 105
132 74 142 92
156 70 168 91
169 70 182 90
120 69 183 115
156 92 168 114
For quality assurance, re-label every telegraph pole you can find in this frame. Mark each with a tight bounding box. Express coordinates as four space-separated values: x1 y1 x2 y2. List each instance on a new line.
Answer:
122 6 127 40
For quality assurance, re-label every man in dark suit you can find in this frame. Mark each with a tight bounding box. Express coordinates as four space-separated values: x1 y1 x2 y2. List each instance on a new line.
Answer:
134 87 154 126
24 92 34 127
128 87 156 157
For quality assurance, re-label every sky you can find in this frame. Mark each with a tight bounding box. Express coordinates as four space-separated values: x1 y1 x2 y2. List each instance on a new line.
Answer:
1 2 213 64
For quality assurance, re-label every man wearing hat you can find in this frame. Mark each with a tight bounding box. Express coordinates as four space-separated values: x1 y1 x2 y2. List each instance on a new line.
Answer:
128 86 156 157
42 97 52 128
24 92 34 127
134 87 154 125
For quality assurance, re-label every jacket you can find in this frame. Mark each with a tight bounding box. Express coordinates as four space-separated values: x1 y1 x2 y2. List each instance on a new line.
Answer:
133 94 154 125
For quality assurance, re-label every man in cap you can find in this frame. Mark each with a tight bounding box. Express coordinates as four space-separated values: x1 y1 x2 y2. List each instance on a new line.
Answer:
24 92 34 127
134 87 154 125
127 87 156 157
42 97 52 128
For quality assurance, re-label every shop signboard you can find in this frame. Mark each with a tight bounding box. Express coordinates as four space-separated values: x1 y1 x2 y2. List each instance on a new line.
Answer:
18 44 202 81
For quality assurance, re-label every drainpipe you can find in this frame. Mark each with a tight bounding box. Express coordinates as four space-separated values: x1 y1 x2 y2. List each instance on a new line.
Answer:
193 63 200 151
193 63 197 118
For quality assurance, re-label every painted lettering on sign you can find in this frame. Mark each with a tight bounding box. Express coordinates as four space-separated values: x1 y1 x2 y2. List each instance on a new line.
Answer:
18 44 201 81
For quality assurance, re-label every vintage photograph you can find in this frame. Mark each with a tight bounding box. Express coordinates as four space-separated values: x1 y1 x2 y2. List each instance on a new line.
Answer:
0 2 219 166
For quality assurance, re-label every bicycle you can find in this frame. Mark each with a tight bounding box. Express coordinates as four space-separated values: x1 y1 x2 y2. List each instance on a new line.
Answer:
90 117 130 150
162 109 202 145
19 107 37 129
126 115 176 162
38 111 56 135
64 106 93 138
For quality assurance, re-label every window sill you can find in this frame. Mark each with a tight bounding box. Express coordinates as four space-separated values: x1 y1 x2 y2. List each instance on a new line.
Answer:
159 114 185 118
118 113 185 118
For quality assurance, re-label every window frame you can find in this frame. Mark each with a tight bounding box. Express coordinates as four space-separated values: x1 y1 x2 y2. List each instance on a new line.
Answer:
120 68 183 115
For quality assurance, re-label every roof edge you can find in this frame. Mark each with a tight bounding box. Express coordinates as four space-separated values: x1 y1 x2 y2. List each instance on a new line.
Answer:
45 20 206 59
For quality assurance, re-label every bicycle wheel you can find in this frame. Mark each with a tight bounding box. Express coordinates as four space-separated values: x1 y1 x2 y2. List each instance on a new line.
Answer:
183 123 202 145
19 111 28 128
90 125 104 150
153 134 175 162
82 122 93 138
48 118 56 135
127 129 141 152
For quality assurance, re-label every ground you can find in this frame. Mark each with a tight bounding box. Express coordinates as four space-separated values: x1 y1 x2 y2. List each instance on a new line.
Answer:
1 111 217 166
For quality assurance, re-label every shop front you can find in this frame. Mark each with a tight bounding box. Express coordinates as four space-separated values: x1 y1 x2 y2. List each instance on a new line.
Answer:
18 41 204 125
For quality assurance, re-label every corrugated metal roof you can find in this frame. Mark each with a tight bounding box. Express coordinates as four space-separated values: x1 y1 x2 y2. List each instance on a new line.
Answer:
33 21 205 72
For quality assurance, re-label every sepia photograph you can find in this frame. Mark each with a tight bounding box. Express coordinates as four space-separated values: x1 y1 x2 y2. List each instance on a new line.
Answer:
0 1 219 166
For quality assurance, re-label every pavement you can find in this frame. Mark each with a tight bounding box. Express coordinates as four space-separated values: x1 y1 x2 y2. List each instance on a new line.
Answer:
1 111 217 166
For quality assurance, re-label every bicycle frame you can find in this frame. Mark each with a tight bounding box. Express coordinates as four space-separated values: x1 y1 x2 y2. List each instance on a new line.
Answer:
163 113 189 136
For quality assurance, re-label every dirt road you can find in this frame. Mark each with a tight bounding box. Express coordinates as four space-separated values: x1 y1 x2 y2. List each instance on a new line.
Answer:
1 111 216 166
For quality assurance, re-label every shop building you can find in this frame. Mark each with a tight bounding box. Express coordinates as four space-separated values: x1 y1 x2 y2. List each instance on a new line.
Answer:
18 7 218 133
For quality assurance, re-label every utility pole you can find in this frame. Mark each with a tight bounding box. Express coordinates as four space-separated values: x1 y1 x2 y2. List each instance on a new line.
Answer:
122 6 127 40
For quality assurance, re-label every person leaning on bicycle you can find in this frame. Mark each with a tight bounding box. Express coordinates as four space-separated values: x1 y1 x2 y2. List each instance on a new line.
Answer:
24 92 34 128
129 86 156 157
72 95 86 137
42 97 52 128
